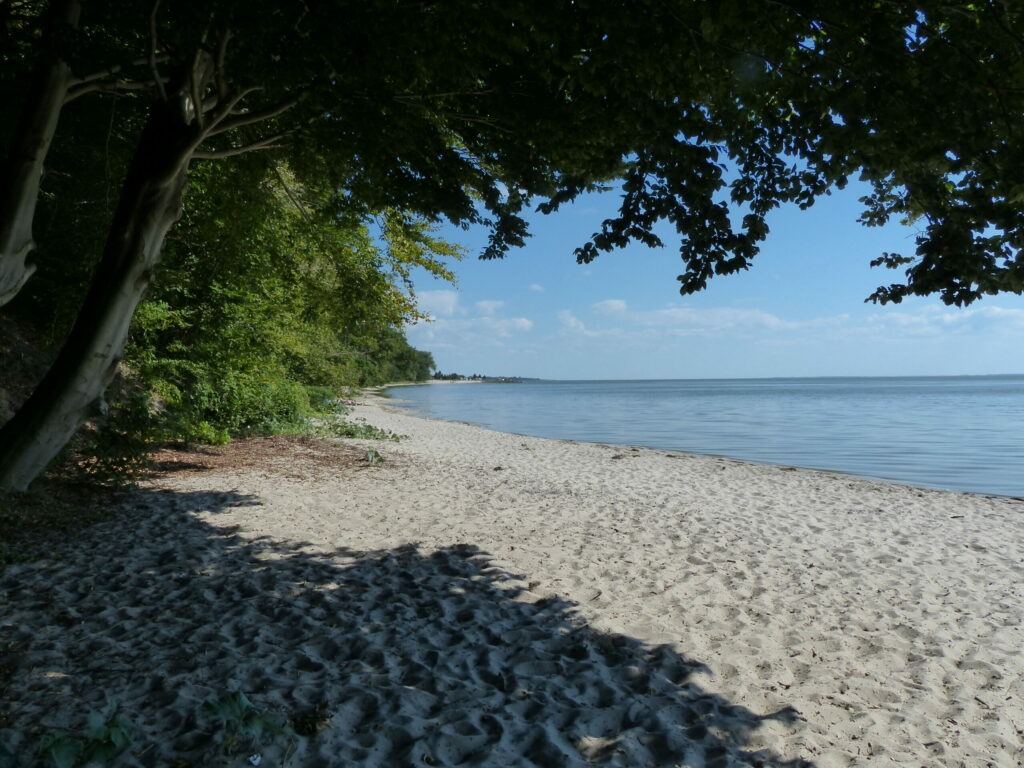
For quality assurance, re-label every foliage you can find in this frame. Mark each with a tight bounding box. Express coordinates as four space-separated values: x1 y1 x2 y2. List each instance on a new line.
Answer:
4 1 1024 489
284 0 1023 305
2 150 440 482
9 0 1022 314
289 699 332 737
200 691 289 754
117 160 448 445
757 2 1024 305
36 700 134 768
62 376 159 487
306 416 404 442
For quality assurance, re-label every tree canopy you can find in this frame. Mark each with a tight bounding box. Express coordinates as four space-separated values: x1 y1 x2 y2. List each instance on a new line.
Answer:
10 1 1021 304
1 0 1023 490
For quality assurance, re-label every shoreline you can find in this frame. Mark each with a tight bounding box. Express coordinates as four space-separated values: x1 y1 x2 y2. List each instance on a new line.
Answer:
377 386 1023 501
2 397 1022 765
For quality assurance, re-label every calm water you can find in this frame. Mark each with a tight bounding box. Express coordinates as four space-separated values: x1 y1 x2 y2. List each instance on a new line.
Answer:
385 377 1024 497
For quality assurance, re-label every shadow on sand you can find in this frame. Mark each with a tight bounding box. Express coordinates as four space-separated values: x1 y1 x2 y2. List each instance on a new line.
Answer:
0 489 814 767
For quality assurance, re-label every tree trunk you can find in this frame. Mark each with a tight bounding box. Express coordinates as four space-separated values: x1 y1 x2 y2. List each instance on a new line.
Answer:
0 98 195 492
0 0 81 307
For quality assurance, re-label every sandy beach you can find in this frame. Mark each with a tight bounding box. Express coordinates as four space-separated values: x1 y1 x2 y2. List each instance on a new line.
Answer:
2 393 1022 766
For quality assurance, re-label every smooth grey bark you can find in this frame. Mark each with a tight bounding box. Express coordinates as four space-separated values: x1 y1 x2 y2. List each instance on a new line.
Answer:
0 97 194 491
0 0 81 307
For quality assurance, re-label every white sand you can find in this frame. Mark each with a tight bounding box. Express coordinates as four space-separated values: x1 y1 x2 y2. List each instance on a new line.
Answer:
2 394 1022 766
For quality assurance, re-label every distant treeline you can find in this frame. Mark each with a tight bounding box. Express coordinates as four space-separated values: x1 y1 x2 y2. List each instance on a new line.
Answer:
432 373 523 382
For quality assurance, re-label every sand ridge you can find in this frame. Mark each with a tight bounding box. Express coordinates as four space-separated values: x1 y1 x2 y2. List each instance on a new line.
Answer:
2 394 1022 766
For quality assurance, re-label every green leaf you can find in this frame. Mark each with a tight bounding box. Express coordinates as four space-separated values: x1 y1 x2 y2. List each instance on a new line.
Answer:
39 735 83 768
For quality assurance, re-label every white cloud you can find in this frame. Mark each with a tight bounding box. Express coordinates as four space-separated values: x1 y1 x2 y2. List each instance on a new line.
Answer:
640 306 796 333
862 304 1024 337
558 310 585 332
417 290 461 318
406 314 534 352
560 305 777 341
944 305 1024 328
975 306 1024 324
593 299 628 314
529 283 545 292
500 317 534 333
476 300 505 315
558 310 599 337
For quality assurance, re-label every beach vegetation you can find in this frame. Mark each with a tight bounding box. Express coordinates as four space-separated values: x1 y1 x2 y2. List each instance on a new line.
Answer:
104 161 449 449
2 2 1023 491
36 699 134 768
0 155 440 491
289 699 332 737
306 417 404 443
200 691 290 756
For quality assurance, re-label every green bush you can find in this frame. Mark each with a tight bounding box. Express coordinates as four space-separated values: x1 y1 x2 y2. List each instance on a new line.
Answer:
175 371 312 437
78 162 453 458
181 421 231 446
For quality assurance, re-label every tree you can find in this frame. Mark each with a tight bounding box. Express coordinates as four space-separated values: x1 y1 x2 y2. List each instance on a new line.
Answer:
2 1 1023 491
0 0 157 307
0 0 81 306
761 1 1024 306
127 159 455 439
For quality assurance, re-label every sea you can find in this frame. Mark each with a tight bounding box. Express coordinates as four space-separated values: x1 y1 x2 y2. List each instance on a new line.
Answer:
384 376 1024 498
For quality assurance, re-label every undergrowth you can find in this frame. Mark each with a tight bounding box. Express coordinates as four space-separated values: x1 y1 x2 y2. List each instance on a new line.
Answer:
7 691 298 768
301 415 404 442
34 699 134 768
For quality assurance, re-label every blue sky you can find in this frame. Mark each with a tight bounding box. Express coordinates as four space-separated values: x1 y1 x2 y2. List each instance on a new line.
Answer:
404 182 1024 379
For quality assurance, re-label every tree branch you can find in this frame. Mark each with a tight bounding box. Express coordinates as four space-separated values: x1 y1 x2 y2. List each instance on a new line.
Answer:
66 54 170 102
394 88 496 102
442 111 509 132
192 132 291 159
216 29 233 99
272 165 312 223
68 55 168 88
65 78 161 103
202 85 264 132
189 51 205 129
149 0 167 101
208 96 299 136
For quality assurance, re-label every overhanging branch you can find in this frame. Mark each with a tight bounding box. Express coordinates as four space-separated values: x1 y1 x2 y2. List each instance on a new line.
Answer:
192 132 291 159
66 54 169 103
68 55 168 87
216 29 233 99
208 96 299 136
149 0 167 101
189 51 205 129
66 78 161 103
203 85 264 131
272 165 312 223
